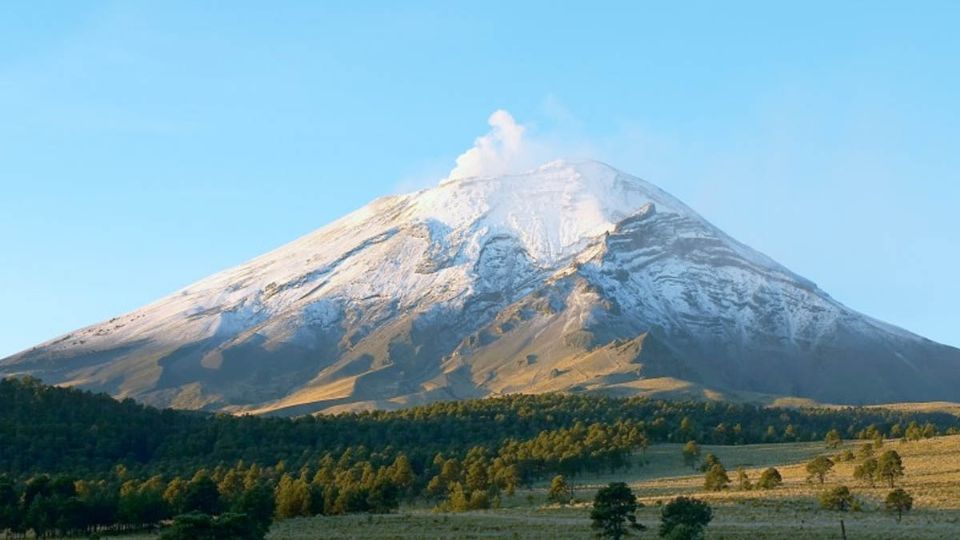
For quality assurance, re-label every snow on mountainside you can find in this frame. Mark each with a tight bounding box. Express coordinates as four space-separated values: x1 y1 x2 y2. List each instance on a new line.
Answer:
3 160 959 414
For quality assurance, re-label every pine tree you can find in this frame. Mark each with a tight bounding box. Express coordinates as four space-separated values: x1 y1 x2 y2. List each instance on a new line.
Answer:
805 456 834 484
877 450 905 487
590 483 644 540
885 488 913 522
548 475 573 504
659 496 712 540
275 474 311 519
819 485 854 511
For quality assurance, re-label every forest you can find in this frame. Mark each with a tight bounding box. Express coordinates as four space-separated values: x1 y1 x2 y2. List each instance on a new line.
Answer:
1 376 957 537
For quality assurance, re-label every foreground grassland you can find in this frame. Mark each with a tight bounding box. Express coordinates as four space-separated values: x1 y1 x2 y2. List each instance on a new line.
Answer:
288 436 960 540
63 435 960 539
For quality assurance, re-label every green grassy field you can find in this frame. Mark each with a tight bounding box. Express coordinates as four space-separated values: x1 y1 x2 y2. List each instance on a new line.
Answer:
57 435 960 539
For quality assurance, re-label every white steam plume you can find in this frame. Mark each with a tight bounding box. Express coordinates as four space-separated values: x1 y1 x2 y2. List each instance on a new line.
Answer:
443 110 546 183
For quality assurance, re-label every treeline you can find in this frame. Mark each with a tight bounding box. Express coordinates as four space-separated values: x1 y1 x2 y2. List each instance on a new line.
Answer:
2 377 957 480
0 423 641 537
1 376 958 537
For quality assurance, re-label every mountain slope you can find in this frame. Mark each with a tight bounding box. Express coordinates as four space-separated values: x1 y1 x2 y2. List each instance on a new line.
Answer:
4 160 959 414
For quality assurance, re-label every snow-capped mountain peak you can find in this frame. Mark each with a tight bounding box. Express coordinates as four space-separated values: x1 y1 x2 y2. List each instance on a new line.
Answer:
4 160 959 414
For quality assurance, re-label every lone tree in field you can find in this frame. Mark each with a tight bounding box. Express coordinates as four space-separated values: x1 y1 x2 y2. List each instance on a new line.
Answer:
736 467 752 490
824 429 843 449
548 474 573 505
819 485 854 511
704 463 730 491
659 496 712 540
682 441 701 470
591 482 645 540
756 467 782 490
877 450 905 487
853 457 878 487
806 456 834 485
884 488 913 522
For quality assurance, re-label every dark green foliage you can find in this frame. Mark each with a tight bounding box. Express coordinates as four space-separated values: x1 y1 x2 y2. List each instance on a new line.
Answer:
590 482 644 539
159 511 265 540
183 474 221 514
659 496 712 539
819 485 855 511
3 376 954 479
231 482 275 536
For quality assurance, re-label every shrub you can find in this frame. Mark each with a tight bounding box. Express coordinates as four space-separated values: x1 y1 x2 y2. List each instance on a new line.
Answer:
819 486 854 511
659 496 712 539
756 468 782 490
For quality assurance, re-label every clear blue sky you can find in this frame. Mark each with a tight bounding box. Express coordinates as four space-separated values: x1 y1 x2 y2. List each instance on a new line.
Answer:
2 1 958 357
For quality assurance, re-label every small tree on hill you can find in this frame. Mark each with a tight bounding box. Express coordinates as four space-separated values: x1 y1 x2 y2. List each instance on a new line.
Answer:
885 488 913 522
548 475 573 505
659 496 712 540
703 464 730 492
853 458 878 487
756 468 782 490
806 456 834 485
819 486 854 511
682 441 701 470
904 422 923 442
877 450 905 487
825 429 842 449
590 482 644 540
736 467 752 491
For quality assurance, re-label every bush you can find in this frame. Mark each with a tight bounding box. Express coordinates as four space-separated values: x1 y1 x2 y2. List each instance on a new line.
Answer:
160 512 266 540
659 496 712 539
819 486 854 512
756 468 782 489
